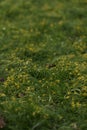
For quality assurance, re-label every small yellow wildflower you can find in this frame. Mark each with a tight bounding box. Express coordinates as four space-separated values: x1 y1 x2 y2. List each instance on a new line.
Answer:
76 102 81 108
0 93 6 97
71 100 75 108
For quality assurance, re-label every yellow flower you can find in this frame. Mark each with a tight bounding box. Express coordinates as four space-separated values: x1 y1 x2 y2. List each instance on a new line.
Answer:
11 96 16 101
32 112 36 116
27 87 31 91
65 96 70 99
0 93 6 97
58 21 63 25
76 102 81 108
71 100 75 108
50 23 54 27
56 80 60 83
82 93 87 97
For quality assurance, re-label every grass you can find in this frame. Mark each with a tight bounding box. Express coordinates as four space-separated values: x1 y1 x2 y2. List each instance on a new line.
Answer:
0 0 87 130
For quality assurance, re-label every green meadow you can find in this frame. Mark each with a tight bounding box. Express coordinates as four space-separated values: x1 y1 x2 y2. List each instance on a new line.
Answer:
0 0 87 129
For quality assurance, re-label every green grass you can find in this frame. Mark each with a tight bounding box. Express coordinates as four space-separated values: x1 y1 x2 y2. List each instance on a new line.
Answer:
0 0 87 130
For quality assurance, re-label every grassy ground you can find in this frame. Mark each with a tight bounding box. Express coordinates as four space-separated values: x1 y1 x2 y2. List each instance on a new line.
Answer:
0 0 87 130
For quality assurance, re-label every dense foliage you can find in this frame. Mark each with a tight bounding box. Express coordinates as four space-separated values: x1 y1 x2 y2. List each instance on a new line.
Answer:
0 0 87 130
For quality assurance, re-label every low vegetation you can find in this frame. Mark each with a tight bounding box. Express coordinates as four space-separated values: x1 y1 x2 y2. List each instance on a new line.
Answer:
0 0 87 130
